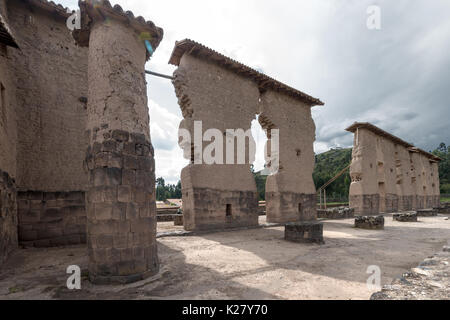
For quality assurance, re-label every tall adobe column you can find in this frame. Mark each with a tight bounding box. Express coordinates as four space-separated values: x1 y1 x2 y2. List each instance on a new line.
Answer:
73 0 163 284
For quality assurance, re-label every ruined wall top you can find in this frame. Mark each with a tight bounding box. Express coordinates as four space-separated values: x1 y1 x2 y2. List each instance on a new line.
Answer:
8 0 72 19
346 122 441 162
169 39 324 107
73 0 163 60
0 13 18 48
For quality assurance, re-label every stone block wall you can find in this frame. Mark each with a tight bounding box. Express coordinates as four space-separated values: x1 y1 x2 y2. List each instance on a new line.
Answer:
17 191 86 247
260 91 317 224
0 170 17 265
85 130 158 283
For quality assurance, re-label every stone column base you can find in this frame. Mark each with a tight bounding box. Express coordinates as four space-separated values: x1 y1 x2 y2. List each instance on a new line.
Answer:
355 215 384 230
416 209 438 217
285 221 324 244
393 212 418 222
266 192 316 224
174 215 184 226
350 194 380 216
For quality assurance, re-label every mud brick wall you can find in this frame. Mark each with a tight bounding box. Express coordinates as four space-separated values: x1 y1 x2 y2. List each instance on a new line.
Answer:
260 90 318 224
174 54 259 231
17 191 86 247
0 170 17 265
6 1 88 192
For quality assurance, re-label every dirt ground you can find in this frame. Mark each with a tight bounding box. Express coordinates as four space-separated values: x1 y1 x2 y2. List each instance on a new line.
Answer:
0 214 449 300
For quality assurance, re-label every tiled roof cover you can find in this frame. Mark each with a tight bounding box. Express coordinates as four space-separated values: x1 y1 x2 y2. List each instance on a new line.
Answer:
169 39 324 107
73 0 163 59
0 13 18 48
346 122 441 162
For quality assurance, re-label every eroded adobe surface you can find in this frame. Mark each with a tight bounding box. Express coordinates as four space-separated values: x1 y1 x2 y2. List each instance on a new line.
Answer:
347 123 441 215
173 54 260 231
260 91 317 223
170 40 323 230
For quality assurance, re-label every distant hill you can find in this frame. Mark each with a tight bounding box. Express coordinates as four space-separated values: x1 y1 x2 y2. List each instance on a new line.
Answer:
253 148 352 201
313 148 352 200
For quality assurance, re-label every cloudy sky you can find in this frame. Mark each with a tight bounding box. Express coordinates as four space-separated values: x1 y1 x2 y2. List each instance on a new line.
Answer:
60 0 450 184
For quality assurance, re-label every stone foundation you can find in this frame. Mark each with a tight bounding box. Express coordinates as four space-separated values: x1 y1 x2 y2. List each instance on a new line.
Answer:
436 203 450 214
0 170 18 265
350 194 380 215
398 195 414 212
285 221 324 244
183 188 258 231
17 191 86 247
393 212 418 222
317 207 354 220
416 209 438 217
85 131 158 284
383 193 399 213
174 215 183 226
266 192 316 224
355 215 384 230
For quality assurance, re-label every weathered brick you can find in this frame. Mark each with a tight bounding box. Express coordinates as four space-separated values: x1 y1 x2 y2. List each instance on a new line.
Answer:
130 218 153 233
130 133 146 144
95 203 113 220
37 227 63 240
122 169 136 186
118 185 131 203
119 248 133 261
112 130 130 142
41 208 63 222
117 261 135 276
124 155 139 170
96 234 114 248
126 203 138 220
113 235 129 249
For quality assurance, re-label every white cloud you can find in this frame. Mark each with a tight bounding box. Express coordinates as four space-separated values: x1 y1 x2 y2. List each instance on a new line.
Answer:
57 0 450 184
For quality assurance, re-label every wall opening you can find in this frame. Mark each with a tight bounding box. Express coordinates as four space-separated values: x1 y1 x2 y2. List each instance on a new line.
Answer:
226 204 232 217
251 115 268 201
298 203 302 214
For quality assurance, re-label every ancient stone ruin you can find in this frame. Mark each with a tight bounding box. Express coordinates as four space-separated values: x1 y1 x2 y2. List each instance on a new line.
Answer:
169 39 324 230
346 122 441 215
0 0 163 283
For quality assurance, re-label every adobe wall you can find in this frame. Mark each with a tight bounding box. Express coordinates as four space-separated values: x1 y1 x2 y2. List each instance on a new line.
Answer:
349 129 380 215
0 22 18 264
4 1 89 247
7 1 88 192
260 91 317 223
349 127 440 214
395 145 414 211
375 136 399 213
173 54 260 231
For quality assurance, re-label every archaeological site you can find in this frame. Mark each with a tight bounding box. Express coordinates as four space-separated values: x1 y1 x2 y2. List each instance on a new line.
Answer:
0 0 448 303
347 122 441 215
